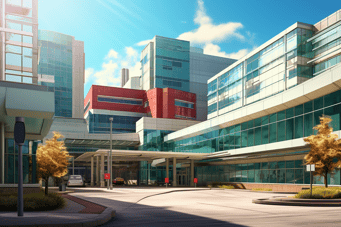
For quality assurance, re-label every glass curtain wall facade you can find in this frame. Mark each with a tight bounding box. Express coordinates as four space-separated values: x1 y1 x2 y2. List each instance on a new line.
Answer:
38 30 73 117
208 27 314 117
4 139 39 184
86 112 142 134
141 36 190 92
2 0 38 84
168 89 341 153
195 159 340 186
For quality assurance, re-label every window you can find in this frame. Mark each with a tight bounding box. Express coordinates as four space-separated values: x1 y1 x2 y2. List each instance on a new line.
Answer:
97 96 143 106
175 100 194 109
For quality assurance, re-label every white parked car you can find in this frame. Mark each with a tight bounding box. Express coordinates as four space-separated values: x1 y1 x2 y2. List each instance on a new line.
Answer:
67 175 85 187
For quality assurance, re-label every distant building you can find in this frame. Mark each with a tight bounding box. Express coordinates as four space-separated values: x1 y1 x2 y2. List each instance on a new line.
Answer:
123 76 140 90
121 68 129 87
138 36 236 121
38 30 85 118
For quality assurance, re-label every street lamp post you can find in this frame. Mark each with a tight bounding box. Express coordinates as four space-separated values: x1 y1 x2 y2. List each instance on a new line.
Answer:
109 117 113 190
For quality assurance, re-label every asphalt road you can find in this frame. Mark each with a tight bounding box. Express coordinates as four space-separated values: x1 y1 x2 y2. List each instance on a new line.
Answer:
68 187 341 227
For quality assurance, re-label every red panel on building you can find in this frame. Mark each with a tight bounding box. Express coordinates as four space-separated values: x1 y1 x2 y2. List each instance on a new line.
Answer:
84 85 196 120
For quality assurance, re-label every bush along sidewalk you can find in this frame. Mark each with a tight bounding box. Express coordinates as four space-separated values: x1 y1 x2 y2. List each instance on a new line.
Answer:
295 186 341 199
0 190 65 211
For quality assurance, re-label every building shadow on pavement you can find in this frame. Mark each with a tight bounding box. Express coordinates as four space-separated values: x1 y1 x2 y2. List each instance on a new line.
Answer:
70 192 248 227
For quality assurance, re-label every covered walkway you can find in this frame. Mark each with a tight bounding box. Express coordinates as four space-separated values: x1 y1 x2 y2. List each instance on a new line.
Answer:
75 150 208 187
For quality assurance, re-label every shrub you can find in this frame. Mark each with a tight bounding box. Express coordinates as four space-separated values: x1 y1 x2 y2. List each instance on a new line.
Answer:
211 182 223 187
218 185 235 189
252 188 272 191
295 187 341 199
0 192 65 211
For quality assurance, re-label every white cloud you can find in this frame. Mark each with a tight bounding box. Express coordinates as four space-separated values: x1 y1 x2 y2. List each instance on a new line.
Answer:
136 39 152 46
203 43 250 60
86 47 141 87
177 0 244 44
105 49 118 59
84 68 94 84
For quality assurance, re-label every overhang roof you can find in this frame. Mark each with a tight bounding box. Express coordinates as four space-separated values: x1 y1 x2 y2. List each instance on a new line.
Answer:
75 149 209 162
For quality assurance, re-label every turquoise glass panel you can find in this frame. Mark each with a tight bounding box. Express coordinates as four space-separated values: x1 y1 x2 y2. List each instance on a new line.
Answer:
247 129 254 146
295 169 304 183
261 170 269 183
269 113 277 123
269 123 277 143
277 110 285 121
247 170 255 182
241 131 247 148
248 120 254 129
324 90 341 107
235 132 241 149
286 108 294 118
254 118 261 127
314 97 323 110
295 105 303 116
241 122 248 130
261 125 269 144
261 162 269 169
304 101 313 113
304 113 313 137
277 169 285 183
269 169 277 183
254 127 261 145
255 170 261 183
295 160 303 168
235 124 241 132
294 116 303 139
277 121 285 142
286 119 294 140
286 160 294 168
278 161 285 169
286 169 295 183
261 116 269 125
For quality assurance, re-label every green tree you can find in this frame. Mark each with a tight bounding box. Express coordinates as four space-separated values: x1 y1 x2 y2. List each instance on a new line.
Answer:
36 132 71 195
304 115 341 188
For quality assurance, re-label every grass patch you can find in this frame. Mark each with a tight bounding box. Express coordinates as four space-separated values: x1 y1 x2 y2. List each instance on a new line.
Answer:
295 187 341 199
218 185 235 189
0 191 65 211
252 188 272 191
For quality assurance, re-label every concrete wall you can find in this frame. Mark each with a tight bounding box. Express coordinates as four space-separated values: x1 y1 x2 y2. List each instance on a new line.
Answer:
72 39 85 119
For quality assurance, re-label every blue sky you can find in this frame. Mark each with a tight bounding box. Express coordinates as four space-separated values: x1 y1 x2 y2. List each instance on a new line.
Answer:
38 0 339 97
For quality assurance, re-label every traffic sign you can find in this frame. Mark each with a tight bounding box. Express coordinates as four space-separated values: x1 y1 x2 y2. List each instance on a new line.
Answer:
165 177 169 183
306 164 315 171
104 173 110 180
194 178 198 183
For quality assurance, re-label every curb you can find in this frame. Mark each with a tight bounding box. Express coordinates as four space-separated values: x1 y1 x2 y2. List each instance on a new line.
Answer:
0 208 116 227
253 197 341 207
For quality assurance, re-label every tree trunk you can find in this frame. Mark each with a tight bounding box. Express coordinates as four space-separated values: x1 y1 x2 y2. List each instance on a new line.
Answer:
324 172 328 188
44 177 49 195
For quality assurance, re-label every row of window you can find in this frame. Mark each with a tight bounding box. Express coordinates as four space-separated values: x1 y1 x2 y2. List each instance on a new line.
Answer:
170 89 341 152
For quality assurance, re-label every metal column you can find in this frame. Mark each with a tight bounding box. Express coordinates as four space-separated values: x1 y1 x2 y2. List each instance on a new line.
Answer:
90 156 94 186
173 157 177 187
166 158 169 179
100 154 105 187
72 156 74 175
190 160 194 187
96 156 99 186
1 122 5 184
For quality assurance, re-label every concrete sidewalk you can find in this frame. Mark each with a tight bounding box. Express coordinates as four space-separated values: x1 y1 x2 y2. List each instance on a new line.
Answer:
0 192 115 227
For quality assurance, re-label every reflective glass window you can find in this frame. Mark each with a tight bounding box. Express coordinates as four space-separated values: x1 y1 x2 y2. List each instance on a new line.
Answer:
254 127 261 145
304 113 313 137
277 121 286 142
269 123 277 143
286 108 294 118
261 125 269 144
294 116 303 138
304 101 313 113
286 119 294 140
247 129 254 146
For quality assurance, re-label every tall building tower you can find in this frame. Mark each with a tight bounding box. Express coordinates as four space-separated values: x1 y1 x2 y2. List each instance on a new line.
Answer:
140 36 236 121
121 68 129 87
0 0 55 186
38 30 85 118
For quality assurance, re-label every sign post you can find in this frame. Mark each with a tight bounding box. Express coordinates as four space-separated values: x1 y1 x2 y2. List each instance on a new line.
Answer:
165 177 169 188
194 178 198 188
306 164 315 197
14 117 25 217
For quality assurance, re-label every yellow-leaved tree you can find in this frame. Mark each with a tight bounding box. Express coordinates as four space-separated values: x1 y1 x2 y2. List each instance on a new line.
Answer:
37 132 71 195
304 115 341 188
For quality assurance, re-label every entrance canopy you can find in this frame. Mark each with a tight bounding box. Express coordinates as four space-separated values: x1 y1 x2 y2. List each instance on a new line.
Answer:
75 149 208 163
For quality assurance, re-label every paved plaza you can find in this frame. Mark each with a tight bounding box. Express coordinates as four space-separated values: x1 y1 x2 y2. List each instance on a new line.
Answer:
67 187 341 227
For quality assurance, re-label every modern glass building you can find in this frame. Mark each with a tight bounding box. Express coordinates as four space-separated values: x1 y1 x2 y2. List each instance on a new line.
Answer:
138 35 236 121
150 9 341 188
0 0 55 190
38 30 84 118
